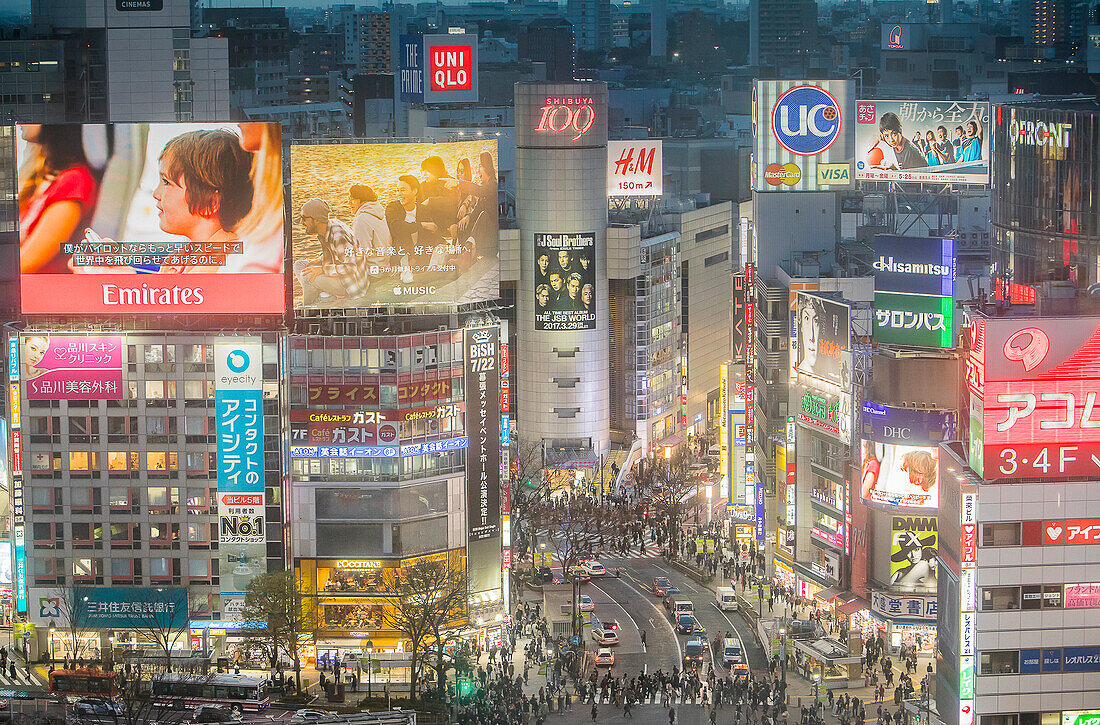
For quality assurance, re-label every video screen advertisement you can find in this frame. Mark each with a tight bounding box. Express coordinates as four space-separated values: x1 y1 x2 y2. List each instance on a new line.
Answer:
290 140 499 309
873 235 955 349
890 514 937 590
752 80 854 192
533 232 596 330
795 292 851 385
860 403 956 508
854 100 990 184
16 122 285 315
968 314 1100 481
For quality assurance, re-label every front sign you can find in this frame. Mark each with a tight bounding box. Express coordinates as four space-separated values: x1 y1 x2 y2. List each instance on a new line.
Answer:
535 97 597 142
399 34 478 103
795 292 851 385
607 140 663 196
534 232 596 331
21 335 124 400
870 591 936 621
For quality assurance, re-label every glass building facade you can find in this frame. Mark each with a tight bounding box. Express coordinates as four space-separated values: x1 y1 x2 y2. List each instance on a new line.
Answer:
992 104 1100 293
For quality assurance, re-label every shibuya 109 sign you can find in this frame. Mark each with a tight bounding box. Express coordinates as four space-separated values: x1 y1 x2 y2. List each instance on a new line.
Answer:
534 97 597 141
968 314 1100 480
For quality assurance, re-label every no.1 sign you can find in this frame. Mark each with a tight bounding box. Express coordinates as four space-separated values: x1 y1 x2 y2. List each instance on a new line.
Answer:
429 45 472 91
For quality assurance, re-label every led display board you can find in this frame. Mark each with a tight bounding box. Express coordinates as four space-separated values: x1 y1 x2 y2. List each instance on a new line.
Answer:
398 34 479 104
753 80 854 191
969 315 1100 480
860 403 954 509
607 140 662 196
465 325 501 541
534 232 596 330
795 292 851 385
855 100 990 184
17 123 284 315
889 515 937 589
873 235 955 348
290 140 499 309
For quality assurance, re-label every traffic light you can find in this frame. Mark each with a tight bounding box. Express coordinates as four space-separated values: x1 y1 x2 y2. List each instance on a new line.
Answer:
458 678 473 697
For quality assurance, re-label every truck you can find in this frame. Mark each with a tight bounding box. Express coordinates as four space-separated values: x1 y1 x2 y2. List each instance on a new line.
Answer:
716 586 738 611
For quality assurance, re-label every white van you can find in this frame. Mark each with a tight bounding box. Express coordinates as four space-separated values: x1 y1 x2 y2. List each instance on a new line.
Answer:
723 638 747 671
716 586 738 611
674 600 694 616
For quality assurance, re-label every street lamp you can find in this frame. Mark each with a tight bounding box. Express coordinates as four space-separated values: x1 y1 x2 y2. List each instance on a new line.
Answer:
812 670 821 704
365 640 373 698
48 622 55 663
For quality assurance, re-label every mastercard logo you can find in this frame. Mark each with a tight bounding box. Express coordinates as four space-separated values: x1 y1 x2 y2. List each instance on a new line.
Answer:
764 163 801 186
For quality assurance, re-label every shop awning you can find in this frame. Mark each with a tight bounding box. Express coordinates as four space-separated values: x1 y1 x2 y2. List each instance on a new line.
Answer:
815 585 842 603
836 594 870 616
658 434 683 448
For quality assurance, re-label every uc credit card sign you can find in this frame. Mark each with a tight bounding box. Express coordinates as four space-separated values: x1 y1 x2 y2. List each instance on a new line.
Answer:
753 80 854 192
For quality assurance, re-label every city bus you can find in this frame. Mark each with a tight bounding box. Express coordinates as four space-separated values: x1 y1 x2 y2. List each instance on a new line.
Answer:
48 668 118 698
151 673 270 713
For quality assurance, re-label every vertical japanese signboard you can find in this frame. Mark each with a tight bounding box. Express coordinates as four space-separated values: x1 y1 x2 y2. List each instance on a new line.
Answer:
746 264 762 541
719 363 730 484
7 337 24 614
215 341 265 598
465 326 501 541
960 491 977 719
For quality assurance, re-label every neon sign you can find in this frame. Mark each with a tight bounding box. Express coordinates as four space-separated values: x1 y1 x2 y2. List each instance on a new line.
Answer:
535 97 596 141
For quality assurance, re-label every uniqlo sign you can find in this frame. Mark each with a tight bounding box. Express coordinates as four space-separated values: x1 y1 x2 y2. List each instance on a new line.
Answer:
429 45 472 91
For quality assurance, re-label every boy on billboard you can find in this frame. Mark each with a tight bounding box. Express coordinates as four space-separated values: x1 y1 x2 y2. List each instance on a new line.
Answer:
865 112 928 171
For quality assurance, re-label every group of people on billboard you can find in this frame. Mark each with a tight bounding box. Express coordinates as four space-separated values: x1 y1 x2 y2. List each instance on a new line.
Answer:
292 144 499 307
865 113 983 171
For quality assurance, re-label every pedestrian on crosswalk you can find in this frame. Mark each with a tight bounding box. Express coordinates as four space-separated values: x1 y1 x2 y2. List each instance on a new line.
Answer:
591 701 598 721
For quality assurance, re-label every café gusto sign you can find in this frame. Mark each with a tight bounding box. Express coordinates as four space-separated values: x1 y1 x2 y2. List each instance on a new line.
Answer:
535 96 596 141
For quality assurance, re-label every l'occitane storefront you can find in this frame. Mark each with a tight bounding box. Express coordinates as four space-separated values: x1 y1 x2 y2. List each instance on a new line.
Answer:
300 549 467 662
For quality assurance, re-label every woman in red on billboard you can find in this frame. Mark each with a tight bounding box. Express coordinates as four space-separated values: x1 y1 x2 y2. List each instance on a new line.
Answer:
18 124 100 274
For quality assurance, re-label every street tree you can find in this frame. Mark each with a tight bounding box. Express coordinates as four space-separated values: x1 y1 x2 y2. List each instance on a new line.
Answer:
43 584 95 663
382 559 468 703
532 496 610 637
632 451 693 555
506 434 549 576
241 571 319 694
126 587 193 673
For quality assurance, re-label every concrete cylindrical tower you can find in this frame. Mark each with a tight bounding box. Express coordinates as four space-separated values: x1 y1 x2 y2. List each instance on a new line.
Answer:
514 81 610 457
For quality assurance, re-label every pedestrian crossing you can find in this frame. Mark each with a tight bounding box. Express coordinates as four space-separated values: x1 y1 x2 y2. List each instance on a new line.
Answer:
581 691 724 706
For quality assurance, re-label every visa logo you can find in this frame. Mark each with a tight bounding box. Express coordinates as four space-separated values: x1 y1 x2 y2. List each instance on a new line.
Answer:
817 164 850 184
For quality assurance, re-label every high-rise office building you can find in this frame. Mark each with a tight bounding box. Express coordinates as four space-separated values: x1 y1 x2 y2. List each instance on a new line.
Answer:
748 0 819 73
566 0 611 53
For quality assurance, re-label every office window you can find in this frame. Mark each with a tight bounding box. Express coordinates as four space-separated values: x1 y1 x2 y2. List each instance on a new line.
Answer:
981 522 1021 547
979 650 1019 675
982 586 1021 611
